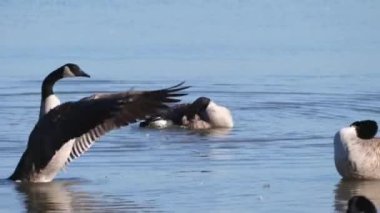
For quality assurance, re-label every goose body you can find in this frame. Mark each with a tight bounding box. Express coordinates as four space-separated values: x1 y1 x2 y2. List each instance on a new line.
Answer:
9 70 188 182
334 120 380 179
140 97 233 130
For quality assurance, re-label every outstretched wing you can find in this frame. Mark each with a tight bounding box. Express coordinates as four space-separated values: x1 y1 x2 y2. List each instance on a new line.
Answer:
66 82 188 163
10 83 189 180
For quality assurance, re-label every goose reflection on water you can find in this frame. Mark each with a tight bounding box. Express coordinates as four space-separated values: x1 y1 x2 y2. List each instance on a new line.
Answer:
334 180 380 212
12 179 156 212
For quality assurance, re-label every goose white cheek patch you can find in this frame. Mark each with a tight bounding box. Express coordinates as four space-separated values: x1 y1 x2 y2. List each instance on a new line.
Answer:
63 66 75 77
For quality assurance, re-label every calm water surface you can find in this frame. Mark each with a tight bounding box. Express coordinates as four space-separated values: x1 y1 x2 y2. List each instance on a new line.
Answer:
1 1 380 212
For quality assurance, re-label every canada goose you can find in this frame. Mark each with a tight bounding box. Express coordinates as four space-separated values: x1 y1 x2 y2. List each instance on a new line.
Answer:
40 63 90 118
347 196 377 213
9 82 189 182
334 120 380 179
139 97 233 129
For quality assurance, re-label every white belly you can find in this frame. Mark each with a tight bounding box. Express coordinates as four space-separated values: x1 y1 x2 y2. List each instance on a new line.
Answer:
32 139 75 182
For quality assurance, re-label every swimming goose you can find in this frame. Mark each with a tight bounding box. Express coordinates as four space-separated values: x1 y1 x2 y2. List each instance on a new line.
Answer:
40 63 90 118
334 120 380 179
347 195 377 213
9 82 188 182
139 97 233 129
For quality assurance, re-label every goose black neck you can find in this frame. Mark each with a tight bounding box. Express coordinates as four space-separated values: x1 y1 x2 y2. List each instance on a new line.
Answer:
41 69 63 99
186 97 211 119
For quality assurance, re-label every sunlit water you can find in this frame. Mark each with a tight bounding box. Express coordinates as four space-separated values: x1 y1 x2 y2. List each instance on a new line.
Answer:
1 1 380 212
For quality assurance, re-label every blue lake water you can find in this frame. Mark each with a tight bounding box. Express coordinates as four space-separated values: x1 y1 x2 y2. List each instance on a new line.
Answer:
1 1 380 212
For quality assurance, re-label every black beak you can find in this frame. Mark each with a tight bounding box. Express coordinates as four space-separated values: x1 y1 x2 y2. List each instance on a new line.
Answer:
79 70 91 78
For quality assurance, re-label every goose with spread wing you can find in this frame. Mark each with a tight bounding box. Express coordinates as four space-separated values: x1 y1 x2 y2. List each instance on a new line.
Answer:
9 75 188 182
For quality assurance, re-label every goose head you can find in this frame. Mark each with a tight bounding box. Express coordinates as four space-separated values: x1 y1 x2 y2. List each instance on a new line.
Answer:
42 63 90 97
43 63 90 86
350 120 378 140
61 63 90 78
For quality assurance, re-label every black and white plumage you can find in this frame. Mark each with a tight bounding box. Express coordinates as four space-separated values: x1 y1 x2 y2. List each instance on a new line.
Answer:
40 63 90 118
9 83 189 182
334 120 380 179
139 97 233 129
347 195 377 213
